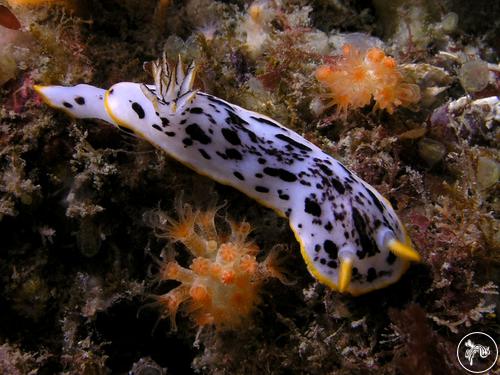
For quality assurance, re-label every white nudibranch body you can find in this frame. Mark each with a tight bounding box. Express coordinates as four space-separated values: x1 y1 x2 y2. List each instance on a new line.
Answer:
34 56 420 296
35 84 113 123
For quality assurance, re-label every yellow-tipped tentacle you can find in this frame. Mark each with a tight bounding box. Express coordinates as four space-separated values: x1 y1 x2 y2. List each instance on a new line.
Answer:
338 257 353 293
33 85 50 104
33 84 75 117
387 239 421 262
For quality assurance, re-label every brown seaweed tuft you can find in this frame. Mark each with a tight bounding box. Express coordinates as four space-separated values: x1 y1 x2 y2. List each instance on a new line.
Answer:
388 304 461 375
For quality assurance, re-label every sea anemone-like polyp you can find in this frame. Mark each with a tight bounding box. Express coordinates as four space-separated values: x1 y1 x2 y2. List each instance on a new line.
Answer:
316 44 420 116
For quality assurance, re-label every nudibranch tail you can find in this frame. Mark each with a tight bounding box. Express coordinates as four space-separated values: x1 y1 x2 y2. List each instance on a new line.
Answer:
34 84 115 124
37 54 421 296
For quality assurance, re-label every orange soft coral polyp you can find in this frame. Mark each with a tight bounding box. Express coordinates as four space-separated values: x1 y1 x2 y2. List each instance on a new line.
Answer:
366 47 384 63
149 202 286 331
315 65 336 84
315 44 420 116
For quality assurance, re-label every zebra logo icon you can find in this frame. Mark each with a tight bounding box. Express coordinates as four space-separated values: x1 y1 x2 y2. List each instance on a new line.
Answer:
457 332 498 373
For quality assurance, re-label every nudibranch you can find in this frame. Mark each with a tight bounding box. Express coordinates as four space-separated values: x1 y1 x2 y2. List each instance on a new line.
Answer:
34 55 420 296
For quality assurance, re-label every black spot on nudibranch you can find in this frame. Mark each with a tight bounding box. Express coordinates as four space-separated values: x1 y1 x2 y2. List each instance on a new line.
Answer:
63 101 73 108
190 107 204 114
386 251 396 265
263 167 297 182
323 240 338 259
334 212 345 221
275 134 312 152
221 128 241 145
255 186 269 193
225 148 243 160
152 124 162 131
225 110 249 127
366 267 377 282
243 128 259 143
304 198 321 217
249 115 282 129
352 207 379 259
186 123 211 144
366 188 385 214
132 102 145 119
233 171 245 180
206 95 234 111
327 260 337 269
216 151 227 160
331 178 345 194
74 96 85 105
279 193 289 200
318 163 333 176
198 149 211 160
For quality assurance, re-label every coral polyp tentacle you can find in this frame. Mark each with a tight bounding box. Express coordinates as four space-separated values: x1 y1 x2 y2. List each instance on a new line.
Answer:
157 284 190 331
36 53 420 296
